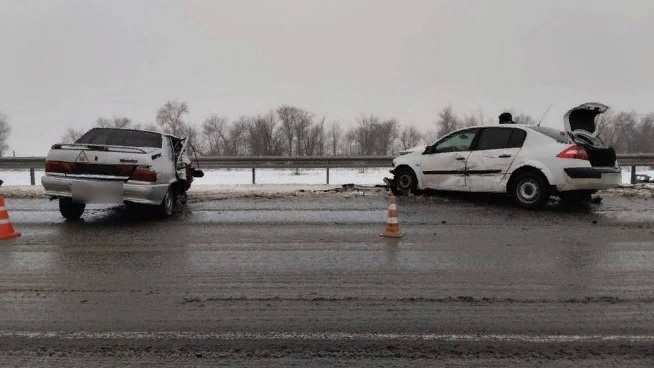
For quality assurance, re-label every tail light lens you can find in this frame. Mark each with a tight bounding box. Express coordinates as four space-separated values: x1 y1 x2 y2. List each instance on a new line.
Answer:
45 161 72 174
130 166 157 182
557 145 589 160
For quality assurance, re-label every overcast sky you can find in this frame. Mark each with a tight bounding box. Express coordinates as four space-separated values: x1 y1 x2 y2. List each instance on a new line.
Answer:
1 0 653 155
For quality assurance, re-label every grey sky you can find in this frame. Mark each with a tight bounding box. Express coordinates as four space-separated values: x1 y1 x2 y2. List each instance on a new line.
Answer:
1 0 653 155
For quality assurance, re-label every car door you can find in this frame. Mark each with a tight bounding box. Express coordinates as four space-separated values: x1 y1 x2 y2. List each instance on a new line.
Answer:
421 128 479 190
466 127 526 192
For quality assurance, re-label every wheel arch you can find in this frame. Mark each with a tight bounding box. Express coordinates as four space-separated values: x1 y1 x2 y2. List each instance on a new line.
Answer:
506 165 552 193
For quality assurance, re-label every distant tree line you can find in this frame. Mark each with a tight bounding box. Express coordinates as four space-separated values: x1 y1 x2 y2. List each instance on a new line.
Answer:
46 101 654 156
597 111 654 153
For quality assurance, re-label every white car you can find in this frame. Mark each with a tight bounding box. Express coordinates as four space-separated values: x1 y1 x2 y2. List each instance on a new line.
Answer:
388 102 621 208
42 128 203 220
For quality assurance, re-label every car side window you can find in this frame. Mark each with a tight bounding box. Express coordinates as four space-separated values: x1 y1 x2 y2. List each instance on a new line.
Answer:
434 129 478 153
475 128 526 150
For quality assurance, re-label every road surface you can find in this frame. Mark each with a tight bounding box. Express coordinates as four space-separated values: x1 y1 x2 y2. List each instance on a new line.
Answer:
1 190 653 366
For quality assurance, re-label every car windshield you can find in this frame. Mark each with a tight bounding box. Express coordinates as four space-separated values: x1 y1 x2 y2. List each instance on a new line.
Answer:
529 126 573 144
76 128 162 148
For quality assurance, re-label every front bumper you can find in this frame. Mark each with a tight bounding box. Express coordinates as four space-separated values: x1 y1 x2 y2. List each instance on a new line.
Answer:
42 175 168 205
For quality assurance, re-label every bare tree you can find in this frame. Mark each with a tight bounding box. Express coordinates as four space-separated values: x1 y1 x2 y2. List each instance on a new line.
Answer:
376 119 399 155
513 113 537 125
348 115 399 155
400 126 423 150
224 118 250 156
435 106 460 138
304 117 326 156
0 113 10 156
277 105 308 156
247 113 280 156
327 121 342 156
156 100 189 136
61 128 84 144
96 116 134 129
462 114 479 128
201 115 228 155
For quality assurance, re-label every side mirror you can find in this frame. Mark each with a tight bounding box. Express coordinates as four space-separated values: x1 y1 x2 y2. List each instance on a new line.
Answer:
192 169 205 178
423 146 435 155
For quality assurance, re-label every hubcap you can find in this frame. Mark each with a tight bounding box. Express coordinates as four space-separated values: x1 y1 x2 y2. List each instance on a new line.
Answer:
518 179 539 203
398 174 412 189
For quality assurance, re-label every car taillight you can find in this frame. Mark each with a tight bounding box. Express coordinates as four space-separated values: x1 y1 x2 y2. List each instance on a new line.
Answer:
130 166 157 182
557 145 589 160
45 160 72 174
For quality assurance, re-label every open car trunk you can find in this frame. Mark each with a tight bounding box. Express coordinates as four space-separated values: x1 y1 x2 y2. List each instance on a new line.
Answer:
564 102 617 167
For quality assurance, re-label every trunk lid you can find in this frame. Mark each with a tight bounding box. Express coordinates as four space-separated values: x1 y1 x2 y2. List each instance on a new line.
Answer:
563 102 616 167
46 143 160 180
564 102 608 137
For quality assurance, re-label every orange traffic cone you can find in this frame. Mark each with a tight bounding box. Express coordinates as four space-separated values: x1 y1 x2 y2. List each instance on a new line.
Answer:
380 194 402 238
0 196 20 240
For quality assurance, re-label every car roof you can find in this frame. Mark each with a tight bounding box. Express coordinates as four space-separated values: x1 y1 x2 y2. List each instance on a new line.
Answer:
91 127 183 140
458 124 532 130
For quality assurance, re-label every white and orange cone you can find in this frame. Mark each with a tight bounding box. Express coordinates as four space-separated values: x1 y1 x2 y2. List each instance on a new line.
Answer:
380 194 402 238
0 196 20 240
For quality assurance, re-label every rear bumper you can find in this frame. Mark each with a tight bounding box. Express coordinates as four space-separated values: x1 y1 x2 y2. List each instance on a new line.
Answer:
564 167 621 179
41 175 168 205
558 167 621 191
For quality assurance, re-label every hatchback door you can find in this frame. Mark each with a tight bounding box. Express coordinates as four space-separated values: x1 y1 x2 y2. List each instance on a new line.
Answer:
421 128 479 190
466 127 526 192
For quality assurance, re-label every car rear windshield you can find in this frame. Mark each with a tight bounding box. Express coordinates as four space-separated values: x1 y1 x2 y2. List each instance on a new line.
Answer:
76 128 162 148
529 126 573 144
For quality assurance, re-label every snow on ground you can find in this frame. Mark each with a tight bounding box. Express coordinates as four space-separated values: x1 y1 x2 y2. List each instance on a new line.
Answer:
1 167 652 187
0 167 652 200
0 168 391 187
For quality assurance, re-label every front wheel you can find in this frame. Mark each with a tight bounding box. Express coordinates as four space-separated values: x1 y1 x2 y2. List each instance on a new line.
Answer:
511 172 550 209
393 167 418 195
59 198 86 220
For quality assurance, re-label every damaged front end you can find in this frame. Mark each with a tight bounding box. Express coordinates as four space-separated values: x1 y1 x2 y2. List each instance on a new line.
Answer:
384 168 400 195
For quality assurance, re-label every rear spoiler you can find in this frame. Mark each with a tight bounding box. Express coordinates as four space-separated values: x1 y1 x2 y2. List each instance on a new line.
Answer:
51 143 147 154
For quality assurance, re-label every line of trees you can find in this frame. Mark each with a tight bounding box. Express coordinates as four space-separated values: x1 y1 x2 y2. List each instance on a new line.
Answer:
0 112 10 157
46 100 654 156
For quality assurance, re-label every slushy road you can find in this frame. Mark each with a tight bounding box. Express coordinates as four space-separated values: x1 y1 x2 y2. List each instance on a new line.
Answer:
1 191 654 367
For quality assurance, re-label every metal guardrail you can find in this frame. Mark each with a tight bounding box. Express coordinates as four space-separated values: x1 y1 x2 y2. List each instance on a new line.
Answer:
0 154 652 185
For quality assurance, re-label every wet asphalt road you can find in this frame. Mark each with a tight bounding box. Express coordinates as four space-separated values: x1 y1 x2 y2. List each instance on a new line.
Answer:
1 191 654 367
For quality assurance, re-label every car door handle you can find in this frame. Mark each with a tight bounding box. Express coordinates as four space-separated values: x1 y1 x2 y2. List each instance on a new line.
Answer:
455 156 466 161
498 154 512 158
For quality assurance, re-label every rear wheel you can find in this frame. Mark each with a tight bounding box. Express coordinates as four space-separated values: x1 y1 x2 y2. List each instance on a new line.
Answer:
394 167 418 195
511 172 550 209
159 187 175 217
59 198 85 220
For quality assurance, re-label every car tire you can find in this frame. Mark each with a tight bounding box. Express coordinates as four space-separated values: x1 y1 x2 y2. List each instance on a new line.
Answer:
59 198 85 220
159 187 176 218
394 167 418 195
511 172 550 209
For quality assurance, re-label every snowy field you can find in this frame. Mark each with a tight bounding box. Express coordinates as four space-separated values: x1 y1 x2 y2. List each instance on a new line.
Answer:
0 167 652 187
0 168 391 186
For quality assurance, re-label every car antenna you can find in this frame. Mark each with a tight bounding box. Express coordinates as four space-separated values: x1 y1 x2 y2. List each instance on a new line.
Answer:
537 104 552 127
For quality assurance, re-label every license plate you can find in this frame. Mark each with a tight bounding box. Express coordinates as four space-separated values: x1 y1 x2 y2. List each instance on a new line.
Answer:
72 181 123 203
